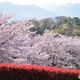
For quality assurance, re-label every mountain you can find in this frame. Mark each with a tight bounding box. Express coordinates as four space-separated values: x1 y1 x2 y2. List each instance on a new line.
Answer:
58 3 80 17
40 3 80 17
40 3 73 13
0 1 57 22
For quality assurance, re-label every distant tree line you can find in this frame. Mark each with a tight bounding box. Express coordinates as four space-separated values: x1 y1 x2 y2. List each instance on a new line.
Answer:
10 16 80 37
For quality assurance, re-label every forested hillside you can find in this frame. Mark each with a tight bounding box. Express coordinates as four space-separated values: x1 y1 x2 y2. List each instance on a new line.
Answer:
26 16 80 37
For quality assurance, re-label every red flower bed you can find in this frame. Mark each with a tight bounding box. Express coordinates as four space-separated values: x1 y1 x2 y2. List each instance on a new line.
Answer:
0 63 80 80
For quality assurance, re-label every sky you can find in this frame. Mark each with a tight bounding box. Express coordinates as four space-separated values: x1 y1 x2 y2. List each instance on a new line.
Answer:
0 0 80 6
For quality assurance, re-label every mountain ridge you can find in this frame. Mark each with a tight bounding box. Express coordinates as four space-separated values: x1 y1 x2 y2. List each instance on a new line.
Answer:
40 3 80 17
0 1 57 22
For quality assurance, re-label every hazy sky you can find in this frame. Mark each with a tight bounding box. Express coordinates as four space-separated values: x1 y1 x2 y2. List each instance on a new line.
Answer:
0 0 80 6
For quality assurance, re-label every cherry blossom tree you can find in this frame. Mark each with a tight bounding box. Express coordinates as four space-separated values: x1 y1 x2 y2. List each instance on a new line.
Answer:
0 10 80 70
0 10 37 63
